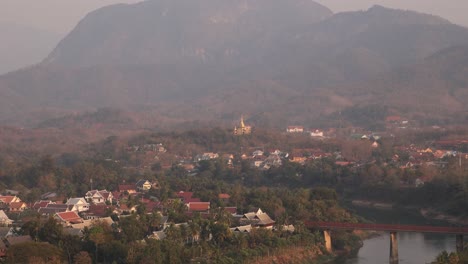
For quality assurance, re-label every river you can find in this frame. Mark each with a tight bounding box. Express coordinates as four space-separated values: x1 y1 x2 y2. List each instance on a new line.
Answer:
340 204 459 264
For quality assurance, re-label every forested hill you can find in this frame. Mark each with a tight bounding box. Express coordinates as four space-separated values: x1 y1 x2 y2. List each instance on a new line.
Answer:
0 1 468 127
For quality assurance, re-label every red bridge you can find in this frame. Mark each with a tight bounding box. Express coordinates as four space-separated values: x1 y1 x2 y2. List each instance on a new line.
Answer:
305 221 468 264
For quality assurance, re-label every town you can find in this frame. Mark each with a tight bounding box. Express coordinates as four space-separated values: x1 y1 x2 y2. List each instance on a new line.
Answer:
0 116 466 263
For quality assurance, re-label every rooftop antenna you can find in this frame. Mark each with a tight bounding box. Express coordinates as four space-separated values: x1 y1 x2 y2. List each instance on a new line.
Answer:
90 178 93 191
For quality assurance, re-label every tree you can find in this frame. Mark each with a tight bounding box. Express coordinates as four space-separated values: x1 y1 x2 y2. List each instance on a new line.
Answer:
73 251 92 264
6 242 64 264
38 217 63 245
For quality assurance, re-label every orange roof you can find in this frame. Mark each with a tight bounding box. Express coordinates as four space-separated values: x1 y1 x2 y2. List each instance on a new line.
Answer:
9 202 26 209
218 193 230 199
56 211 82 223
386 115 401 122
188 202 210 212
0 196 17 204
176 191 193 200
118 184 136 192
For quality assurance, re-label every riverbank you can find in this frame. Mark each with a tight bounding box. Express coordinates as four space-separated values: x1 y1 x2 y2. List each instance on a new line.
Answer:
351 200 393 210
350 199 468 226
420 208 468 226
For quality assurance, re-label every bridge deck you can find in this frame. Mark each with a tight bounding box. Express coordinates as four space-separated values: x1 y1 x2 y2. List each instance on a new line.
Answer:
306 222 468 234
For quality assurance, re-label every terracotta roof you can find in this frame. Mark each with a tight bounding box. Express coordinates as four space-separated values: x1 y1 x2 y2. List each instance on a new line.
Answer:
33 200 52 209
56 211 82 223
223 207 237 214
0 196 17 205
112 191 122 200
218 193 230 199
176 191 193 201
188 202 210 212
87 204 110 217
118 184 136 192
9 202 26 210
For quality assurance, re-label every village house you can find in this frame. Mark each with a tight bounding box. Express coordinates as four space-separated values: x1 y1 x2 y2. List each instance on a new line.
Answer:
8 202 27 212
118 184 137 194
136 179 152 191
0 196 23 212
37 203 71 216
238 208 275 229
176 191 195 202
230 225 252 233
310 129 324 138
187 202 210 212
55 211 83 226
0 211 12 226
194 152 219 162
218 193 230 203
32 200 54 210
85 190 114 205
286 126 304 133
0 196 21 206
66 198 90 213
82 204 112 220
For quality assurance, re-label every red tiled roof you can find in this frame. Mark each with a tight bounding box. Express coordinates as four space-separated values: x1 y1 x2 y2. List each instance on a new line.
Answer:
9 202 26 209
0 196 17 204
386 115 401 122
112 191 122 200
56 211 82 223
176 191 193 200
218 193 230 199
118 184 136 192
188 202 210 212
33 200 52 209
223 207 237 214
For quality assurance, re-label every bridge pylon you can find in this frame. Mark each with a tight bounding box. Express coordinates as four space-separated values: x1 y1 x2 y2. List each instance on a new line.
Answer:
389 232 398 264
323 230 332 253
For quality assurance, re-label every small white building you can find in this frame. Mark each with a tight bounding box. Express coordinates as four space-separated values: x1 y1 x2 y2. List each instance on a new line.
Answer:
287 126 304 133
66 198 90 212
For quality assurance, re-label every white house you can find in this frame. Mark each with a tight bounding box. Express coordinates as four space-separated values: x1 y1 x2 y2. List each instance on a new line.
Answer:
287 126 304 133
66 198 90 212
85 190 113 205
136 180 152 191
0 210 12 226
310 129 324 138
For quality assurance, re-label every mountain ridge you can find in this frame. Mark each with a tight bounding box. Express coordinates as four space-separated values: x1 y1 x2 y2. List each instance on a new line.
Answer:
1 1 468 128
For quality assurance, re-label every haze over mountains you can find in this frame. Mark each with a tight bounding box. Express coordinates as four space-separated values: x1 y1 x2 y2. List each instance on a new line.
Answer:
1 0 468 129
0 22 61 75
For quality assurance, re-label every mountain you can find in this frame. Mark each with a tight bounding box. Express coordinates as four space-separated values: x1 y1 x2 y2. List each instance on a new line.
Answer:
43 0 333 68
366 45 468 119
0 22 61 74
1 1 468 128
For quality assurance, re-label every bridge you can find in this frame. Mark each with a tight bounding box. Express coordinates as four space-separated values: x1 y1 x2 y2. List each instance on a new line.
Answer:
306 221 468 264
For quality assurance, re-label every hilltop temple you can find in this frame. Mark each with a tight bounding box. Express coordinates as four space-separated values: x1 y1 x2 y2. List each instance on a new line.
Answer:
233 115 252 135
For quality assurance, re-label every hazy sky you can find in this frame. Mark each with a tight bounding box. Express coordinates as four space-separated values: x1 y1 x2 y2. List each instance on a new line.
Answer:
0 0 467 34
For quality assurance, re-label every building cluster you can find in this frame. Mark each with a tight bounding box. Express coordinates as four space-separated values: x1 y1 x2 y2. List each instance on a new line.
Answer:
0 177 282 251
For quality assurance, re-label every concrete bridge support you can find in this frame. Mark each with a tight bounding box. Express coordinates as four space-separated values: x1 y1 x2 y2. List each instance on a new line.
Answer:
456 234 464 253
323 230 332 253
390 232 398 264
